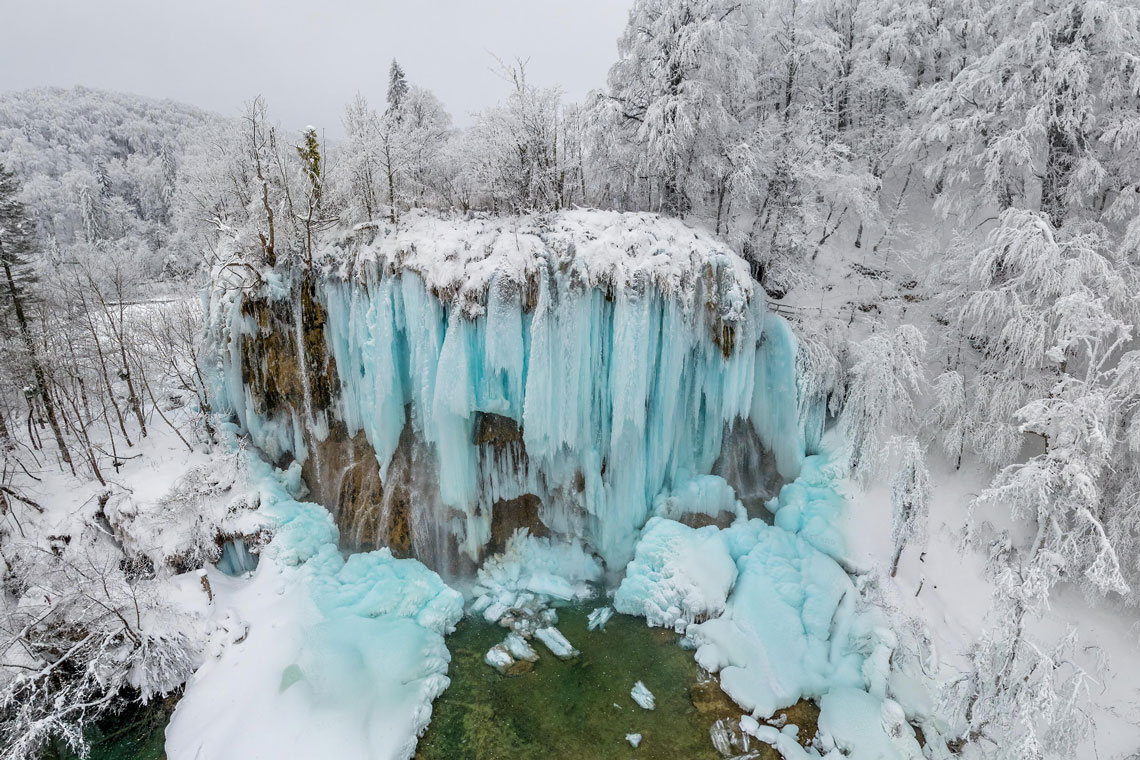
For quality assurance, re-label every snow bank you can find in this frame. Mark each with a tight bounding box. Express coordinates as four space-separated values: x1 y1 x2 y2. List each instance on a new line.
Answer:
167 428 463 760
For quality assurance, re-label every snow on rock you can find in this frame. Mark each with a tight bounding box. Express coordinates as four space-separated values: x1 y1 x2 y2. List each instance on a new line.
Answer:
614 516 738 630
587 606 614 631
686 520 867 719
631 681 656 710
817 688 923 760
484 644 516 674
323 210 756 321
167 434 463 760
535 626 579 660
504 631 539 662
104 447 267 573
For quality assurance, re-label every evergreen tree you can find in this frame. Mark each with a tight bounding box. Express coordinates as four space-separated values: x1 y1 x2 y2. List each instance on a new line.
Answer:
296 127 323 210
387 59 409 116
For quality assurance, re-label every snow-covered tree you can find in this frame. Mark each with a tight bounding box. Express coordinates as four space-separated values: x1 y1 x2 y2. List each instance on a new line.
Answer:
889 435 930 576
840 324 927 483
0 530 199 759
591 0 751 216
917 0 1140 225
457 60 579 213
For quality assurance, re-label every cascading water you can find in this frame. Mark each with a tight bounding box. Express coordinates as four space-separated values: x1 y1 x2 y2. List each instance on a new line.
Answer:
206 210 808 573
179 210 933 760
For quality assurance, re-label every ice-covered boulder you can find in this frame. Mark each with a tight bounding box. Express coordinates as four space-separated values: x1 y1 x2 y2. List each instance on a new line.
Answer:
614 517 738 630
686 522 866 718
535 626 579 660
631 681 656 710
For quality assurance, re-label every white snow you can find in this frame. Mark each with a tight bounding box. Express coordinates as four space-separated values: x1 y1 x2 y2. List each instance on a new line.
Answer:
625 732 642 748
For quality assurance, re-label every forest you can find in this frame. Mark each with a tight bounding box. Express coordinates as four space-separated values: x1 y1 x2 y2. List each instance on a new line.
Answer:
2 1 1140 759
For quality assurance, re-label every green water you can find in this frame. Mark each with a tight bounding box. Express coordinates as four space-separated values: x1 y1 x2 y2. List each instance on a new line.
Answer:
43 695 172 760
40 609 723 760
417 606 722 760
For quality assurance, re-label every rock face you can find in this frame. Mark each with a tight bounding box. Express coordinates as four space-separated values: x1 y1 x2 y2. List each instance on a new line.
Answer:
206 210 807 574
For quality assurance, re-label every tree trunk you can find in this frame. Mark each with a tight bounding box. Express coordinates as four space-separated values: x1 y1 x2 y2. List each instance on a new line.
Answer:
0 253 71 468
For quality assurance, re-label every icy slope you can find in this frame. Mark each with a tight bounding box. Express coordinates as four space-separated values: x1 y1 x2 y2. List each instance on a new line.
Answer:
166 426 463 760
614 452 939 758
207 210 808 569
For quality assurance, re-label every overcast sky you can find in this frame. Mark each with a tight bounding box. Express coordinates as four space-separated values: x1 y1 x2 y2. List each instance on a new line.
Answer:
0 0 630 134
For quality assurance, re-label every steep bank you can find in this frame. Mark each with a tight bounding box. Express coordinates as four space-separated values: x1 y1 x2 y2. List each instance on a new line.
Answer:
205 210 816 574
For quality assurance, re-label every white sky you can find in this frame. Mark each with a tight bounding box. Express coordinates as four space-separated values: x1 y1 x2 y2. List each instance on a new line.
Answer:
0 0 631 134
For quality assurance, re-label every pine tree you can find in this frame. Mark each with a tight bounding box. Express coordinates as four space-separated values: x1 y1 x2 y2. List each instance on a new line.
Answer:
0 164 72 469
296 127 323 210
387 59 409 117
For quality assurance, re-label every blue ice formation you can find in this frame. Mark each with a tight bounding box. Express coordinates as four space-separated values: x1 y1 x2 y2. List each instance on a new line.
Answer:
206 210 809 568
169 424 464 760
614 451 927 755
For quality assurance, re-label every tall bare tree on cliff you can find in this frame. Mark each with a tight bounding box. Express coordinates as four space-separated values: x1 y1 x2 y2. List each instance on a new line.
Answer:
0 164 72 470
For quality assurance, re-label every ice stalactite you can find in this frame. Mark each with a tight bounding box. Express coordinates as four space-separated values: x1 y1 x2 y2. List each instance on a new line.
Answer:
206 211 809 572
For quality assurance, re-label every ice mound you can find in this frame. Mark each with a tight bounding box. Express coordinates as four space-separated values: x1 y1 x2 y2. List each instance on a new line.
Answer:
614 516 738 630
472 529 602 618
650 473 746 525
817 688 923 759
686 521 866 719
167 435 463 760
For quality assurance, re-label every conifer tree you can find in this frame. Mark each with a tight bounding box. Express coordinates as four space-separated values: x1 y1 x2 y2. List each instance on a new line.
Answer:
387 59 409 116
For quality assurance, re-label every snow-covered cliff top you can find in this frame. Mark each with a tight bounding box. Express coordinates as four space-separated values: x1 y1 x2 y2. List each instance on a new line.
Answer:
318 209 756 321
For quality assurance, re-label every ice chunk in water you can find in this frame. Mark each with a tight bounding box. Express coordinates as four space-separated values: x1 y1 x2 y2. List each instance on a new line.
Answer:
587 606 614 631
504 632 539 662
630 681 656 710
535 626 579 659
484 644 515 674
